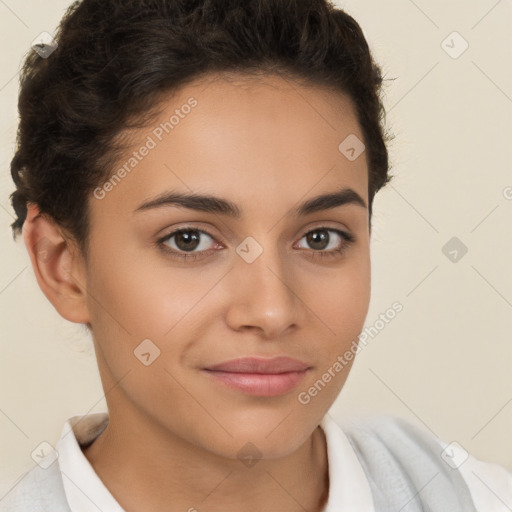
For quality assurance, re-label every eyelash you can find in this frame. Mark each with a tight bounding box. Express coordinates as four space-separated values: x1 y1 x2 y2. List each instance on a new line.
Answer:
156 225 355 263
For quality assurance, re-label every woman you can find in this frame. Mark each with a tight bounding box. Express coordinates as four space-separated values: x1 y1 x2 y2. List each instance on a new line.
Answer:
3 0 511 510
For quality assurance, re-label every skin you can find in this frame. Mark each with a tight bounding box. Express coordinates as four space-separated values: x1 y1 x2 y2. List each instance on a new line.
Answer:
23 72 371 512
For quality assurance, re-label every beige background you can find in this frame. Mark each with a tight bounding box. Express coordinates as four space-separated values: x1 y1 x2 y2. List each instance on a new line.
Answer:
1 0 511 495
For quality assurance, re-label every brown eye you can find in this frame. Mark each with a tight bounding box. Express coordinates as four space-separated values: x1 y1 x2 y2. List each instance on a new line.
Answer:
156 225 355 263
173 230 202 252
296 227 354 254
158 228 219 260
305 229 330 251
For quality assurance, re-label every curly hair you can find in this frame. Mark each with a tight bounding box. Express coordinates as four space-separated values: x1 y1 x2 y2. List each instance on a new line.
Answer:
9 0 393 258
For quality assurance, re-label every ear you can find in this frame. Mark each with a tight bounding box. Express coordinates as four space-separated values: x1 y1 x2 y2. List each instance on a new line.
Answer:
22 202 90 324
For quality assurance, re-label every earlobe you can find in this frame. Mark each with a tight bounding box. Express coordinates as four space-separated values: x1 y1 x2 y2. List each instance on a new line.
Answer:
22 202 90 324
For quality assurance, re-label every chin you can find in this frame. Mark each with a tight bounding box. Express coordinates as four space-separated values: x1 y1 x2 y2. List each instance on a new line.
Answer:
205 415 317 462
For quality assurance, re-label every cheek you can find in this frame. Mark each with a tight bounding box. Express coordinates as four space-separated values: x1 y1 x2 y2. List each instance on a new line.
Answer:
86 233 370 353
84 250 198 399
85 240 196 340
296 254 371 409
318 252 371 339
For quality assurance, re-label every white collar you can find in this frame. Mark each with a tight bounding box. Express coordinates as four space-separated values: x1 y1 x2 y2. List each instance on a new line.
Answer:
320 413 375 511
56 412 124 511
56 412 374 511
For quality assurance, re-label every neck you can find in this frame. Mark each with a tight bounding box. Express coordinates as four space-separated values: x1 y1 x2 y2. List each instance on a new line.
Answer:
82 402 329 512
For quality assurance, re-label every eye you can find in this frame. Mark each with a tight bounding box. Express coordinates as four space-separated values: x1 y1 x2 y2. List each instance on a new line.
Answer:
156 225 355 262
157 228 219 261
295 227 355 259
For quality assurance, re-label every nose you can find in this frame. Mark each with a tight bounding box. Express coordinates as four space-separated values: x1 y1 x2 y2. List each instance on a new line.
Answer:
224 240 301 339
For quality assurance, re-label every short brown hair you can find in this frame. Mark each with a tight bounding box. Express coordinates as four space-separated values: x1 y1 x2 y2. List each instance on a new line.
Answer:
9 0 393 258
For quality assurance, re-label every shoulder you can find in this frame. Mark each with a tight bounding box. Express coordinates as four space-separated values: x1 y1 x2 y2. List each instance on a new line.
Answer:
434 430 512 512
0 461 71 512
332 413 512 512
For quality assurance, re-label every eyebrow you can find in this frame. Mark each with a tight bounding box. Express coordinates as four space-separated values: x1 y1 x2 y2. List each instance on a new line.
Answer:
134 187 367 217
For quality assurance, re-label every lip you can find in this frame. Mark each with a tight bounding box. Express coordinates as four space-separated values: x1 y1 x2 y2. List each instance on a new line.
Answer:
204 356 311 374
202 356 311 397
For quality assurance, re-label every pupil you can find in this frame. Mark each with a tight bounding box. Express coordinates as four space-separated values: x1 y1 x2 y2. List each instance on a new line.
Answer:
176 231 199 252
307 230 328 250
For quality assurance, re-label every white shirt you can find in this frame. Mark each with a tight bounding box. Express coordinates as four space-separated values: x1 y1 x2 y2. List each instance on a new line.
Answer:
3 412 512 511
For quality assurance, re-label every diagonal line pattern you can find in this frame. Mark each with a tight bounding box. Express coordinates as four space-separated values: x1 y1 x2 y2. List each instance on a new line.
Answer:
369 367 438 438
398 472 439 511
406 266 438 297
0 266 27 295
199 470 234 504
472 61 512 104
61 470 104 511
470 204 499 233
163 367 233 438
471 265 512 308
0 470 31 503
406 0 439 28
0 202 16 220
390 184 439 233
471 470 512 509
471 0 503 30
265 409 294 438
0 408 29 439
388 62 439 113
61 369 132 441
0 0 29 28
471 397 512 440
0 70 18 92
265 470 309 512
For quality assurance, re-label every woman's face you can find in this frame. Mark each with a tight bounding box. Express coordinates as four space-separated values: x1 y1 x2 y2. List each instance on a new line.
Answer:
82 73 371 459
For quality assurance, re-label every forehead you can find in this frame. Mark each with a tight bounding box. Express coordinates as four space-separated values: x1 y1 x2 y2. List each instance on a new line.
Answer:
91 72 368 221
